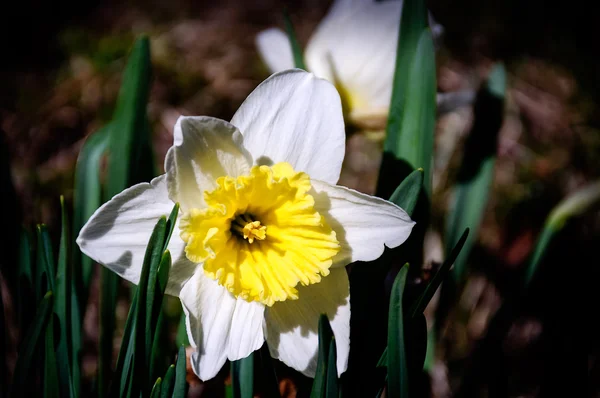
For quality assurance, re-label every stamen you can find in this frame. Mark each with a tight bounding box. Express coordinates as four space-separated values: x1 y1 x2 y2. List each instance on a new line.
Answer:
232 214 267 243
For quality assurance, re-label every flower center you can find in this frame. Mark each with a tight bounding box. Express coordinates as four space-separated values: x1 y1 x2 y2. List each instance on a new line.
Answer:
179 162 340 306
231 214 266 243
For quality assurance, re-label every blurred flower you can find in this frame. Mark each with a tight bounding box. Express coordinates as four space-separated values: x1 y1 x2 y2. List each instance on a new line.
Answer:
256 0 447 129
77 70 415 380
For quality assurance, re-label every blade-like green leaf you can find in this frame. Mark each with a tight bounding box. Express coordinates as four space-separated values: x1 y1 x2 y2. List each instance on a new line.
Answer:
445 63 506 283
72 124 110 307
387 264 409 398
55 196 74 398
410 228 469 317
389 168 424 215
231 353 254 398
385 30 437 196
150 378 162 398
149 252 172 383
110 291 138 398
11 291 54 396
525 179 600 285
283 8 305 70
99 269 118 398
325 337 338 398
173 345 188 398
160 365 175 398
106 37 153 198
163 203 180 252
175 311 190 347
100 37 154 396
36 225 55 301
133 217 167 396
44 314 60 398
310 314 334 398
383 0 435 195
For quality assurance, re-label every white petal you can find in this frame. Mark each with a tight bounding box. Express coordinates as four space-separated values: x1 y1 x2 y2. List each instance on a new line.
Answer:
165 116 253 211
265 268 350 377
311 180 415 266
181 270 266 381
255 28 295 73
76 175 198 295
305 0 443 117
231 69 345 184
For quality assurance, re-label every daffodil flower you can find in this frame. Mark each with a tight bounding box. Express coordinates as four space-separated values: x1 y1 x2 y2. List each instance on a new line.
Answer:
77 69 414 380
257 0 472 128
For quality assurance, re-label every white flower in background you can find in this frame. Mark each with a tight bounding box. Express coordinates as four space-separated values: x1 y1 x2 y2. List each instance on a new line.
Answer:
256 0 472 128
77 69 415 380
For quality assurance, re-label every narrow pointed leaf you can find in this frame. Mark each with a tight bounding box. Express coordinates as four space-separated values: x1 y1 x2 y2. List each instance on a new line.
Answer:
384 0 435 196
387 264 409 398
445 64 506 283
55 196 74 397
525 180 600 285
311 314 334 398
109 291 137 398
175 312 189 347
173 345 188 398
12 291 54 395
100 37 154 396
410 228 469 317
283 8 305 70
325 337 338 398
72 124 110 307
231 353 254 398
134 217 168 396
160 365 175 398
150 378 162 398
389 168 424 215
36 225 55 301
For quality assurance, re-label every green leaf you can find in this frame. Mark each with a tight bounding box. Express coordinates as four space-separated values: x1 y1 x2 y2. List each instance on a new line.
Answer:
36 225 55 301
385 30 437 196
525 179 600 285
163 203 180 252
150 378 162 398
445 63 506 283
72 124 110 307
231 353 254 398
110 291 138 398
100 37 154 396
160 365 175 398
410 228 469 318
175 311 190 347
283 8 306 70
384 0 435 195
173 345 188 398
389 168 424 216
106 37 153 199
55 196 74 398
387 264 409 398
325 337 338 398
12 291 54 396
132 217 167 396
310 314 334 398
149 253 171 382
99 269 119 398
